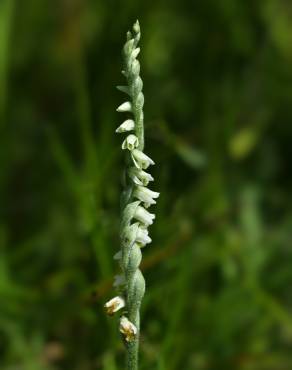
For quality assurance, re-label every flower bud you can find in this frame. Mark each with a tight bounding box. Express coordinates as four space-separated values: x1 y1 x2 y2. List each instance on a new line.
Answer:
117 101 132 112
116 119 135 133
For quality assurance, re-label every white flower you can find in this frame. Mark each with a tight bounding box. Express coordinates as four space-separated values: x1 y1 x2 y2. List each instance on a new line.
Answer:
116 119 135 133
117 101 132 112
122 134 139 151
131 149 154 169
113 274 126 289
104 296 125 316
136 226 152 245
134 206 155 226
119 316 137 342
128 168 154 186
123 39 135 56
133 186 160 207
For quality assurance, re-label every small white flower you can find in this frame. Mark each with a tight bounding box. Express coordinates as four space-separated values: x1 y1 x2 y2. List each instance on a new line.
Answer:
134 206 155 226
136 226 152 245
131 149 154 169
113 274 126 289
119 316 137 342
116 119 135 133
128 172 143 186
133 186 160 206
104 296 125 316
122 134 139 151
128 168 154 186
117 101 132 112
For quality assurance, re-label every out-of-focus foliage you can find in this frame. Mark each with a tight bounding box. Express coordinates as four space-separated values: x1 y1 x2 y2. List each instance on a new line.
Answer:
0 0 292 369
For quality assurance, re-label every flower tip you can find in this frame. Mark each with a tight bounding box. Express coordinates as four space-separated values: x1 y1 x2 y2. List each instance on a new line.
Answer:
133 20 140 34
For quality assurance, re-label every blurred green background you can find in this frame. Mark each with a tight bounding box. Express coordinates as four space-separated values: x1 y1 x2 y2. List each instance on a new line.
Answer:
1 0 292 369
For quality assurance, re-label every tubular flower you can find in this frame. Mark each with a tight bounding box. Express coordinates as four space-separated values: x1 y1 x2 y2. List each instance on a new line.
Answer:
106 20 159 369
133 186 160 207
104 296 125 316
119 316 137 342
131 149 154 169
128 167 154 186
122 134 139 150
134 205 155 226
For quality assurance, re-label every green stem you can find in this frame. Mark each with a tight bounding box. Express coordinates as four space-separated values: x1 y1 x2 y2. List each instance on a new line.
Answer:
126 333 139 370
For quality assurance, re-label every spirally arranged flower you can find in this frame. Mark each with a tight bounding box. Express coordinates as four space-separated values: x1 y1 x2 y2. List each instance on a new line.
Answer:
104 296 125 316
104 20 159 370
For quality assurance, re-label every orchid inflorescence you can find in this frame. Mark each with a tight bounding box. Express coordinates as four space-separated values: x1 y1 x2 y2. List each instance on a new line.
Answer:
104 20 159 370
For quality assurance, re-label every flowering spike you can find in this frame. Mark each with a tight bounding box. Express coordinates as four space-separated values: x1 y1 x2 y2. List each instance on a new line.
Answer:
133 20 140 34
108 20 159 369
